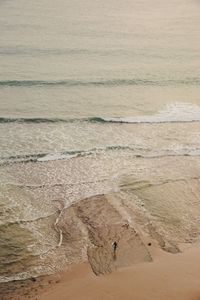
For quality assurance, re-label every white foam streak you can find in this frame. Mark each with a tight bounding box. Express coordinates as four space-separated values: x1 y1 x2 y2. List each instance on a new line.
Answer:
38 153 78 162
103 103 200 124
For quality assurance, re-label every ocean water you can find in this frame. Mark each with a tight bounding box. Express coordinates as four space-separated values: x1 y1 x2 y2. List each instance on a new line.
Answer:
0 0 200 282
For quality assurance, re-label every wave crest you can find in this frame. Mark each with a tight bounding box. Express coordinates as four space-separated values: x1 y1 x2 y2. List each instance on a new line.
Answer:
0 78 199 87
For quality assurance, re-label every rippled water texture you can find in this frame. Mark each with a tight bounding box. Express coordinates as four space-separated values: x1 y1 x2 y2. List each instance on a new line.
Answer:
0 0 200 282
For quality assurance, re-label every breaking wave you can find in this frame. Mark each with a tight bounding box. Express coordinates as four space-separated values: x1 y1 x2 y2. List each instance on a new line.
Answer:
0 77 199 88
1 102 200 124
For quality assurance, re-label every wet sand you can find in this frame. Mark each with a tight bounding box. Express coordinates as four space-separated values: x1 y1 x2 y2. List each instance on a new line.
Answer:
2 245 200 300
1 157 200 299
1 188 200 300
37 246 200 300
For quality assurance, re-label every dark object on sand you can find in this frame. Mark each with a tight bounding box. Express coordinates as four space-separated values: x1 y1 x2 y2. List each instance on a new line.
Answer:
112 241 118 252
148 242 151 246
30 277 36 282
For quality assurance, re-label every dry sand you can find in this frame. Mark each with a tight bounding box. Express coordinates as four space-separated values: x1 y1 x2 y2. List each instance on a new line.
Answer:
43 248 200 300
2 218 200 300
1 167 200 300
8 245 199 300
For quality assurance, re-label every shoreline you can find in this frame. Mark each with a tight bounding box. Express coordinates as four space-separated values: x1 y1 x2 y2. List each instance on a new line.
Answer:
2 171 200 299
1 138 200 299
1 244 200 300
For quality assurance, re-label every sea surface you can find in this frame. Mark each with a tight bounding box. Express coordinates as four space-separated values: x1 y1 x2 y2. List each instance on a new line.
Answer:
0 0 200 282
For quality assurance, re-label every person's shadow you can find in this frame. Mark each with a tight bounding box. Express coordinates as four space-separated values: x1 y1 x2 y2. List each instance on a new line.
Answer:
113 252 117 261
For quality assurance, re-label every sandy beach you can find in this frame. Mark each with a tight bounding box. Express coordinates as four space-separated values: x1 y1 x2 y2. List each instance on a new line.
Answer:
37 246 200 300
1 182 200 300
1 152 200 299
1 244 200 300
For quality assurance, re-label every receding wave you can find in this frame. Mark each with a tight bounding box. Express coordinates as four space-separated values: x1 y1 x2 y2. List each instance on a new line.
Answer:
0 77 200 88
0 148 110 164
0 151 82 164
1 145 200 165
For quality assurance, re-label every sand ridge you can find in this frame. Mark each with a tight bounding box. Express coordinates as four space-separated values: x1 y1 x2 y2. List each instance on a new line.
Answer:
57 194 152 275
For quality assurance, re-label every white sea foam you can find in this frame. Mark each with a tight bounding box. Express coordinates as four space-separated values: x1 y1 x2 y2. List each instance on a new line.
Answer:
37 153 78 162
103 103 200 124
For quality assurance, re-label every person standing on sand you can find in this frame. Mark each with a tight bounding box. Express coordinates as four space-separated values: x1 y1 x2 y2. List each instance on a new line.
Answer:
112 241 118 253
112 241 118 261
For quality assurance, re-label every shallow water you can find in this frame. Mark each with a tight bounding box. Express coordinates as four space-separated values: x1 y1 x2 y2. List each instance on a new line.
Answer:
0 0 200 282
